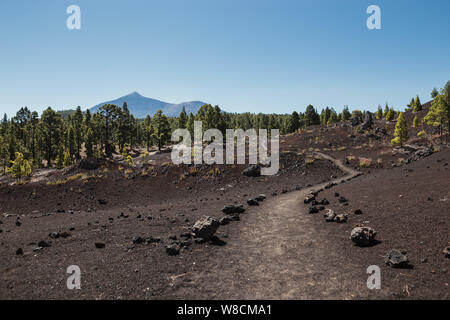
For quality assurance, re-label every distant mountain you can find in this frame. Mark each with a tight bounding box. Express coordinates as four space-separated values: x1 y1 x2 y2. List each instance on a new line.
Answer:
90 92 207 118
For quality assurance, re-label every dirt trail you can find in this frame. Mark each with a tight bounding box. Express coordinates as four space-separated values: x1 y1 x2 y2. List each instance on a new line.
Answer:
189 153 377 299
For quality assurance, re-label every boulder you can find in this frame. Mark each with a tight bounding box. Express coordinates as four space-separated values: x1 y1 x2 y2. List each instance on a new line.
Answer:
78 158 99 170
247 199 259 206
242 165 261 177
385 249 409 268
222 204 245 214
350 226 377 246
192 216 220 240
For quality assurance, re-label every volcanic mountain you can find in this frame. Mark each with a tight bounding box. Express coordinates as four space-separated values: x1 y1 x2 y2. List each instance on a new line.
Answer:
90 92 207 118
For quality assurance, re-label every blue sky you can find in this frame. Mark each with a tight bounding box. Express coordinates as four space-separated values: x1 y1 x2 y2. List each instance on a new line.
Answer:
0 0 449 117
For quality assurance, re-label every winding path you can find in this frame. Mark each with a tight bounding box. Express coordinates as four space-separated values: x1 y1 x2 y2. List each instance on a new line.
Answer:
190 153 367 299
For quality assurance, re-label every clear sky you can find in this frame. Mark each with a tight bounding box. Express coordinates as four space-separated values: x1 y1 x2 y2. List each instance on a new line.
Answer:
0 0 449 117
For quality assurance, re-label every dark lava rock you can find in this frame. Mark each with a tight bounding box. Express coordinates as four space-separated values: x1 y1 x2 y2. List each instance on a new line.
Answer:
78 157 99 170
320 198 329 205
308 206 319 214
192 216 220 240
407 147 433 163
242 165 261 177
338 196 348 203
94 242 105 249
98 199 107 205
385 249 410 268
443 247 450 258
16 248 23 255
247 199 259 206
304 194 315 204
350 226 377 246
38 240 50 248
255 194 266 202
334 192 340 197
222 204 245 214
334 214 348 223
133 236 161 245
49 232 60 239
354 209 363 215
166 243 180 256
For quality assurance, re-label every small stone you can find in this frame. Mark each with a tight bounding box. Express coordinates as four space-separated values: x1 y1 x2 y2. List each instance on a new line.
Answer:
247 199 259 206
304 194 315 204
38 240 50 248
166 243 180 256
95 242 105 249
255 194 266 201
308 206 319 214
323 209 336 222
222 204 245 214
335 214 348 223
443 247 450 258
338 196 348 203
354 209 363 215
16 248 23 255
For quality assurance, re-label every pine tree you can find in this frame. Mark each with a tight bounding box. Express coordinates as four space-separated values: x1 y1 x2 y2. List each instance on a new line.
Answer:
178 106 187 129
304 105 320 126
423 89 450 134
38 107 63 167
187 112 195 137
67 125 77 159
151 110 171 151
391 112 408 147
73 106 84 159
63 148 72 167
385 108 394 121
341 106 351 121
290 111 300 132
412 115 418 128
376 105 383 119
383 104 389 117
8 152 32 179
85 127 94 158
98 104 121 157
413 95 422 112
431 88 439 99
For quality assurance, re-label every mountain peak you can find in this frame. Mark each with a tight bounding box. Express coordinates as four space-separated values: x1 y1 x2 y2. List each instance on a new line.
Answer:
90 92 207 118
126 91 142 97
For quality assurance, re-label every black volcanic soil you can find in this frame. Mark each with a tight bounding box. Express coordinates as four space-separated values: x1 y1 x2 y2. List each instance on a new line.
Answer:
0 119 449 300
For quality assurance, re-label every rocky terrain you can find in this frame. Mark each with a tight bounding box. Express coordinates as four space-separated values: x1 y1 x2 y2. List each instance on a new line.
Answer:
0 116 449 300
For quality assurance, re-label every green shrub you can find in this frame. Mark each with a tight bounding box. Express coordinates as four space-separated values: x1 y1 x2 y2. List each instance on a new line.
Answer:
8 152 32 179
